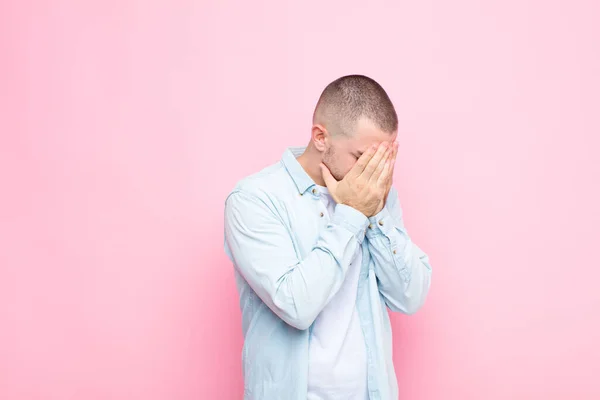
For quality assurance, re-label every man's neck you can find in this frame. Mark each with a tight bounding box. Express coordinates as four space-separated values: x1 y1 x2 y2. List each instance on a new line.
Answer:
296 142 326 187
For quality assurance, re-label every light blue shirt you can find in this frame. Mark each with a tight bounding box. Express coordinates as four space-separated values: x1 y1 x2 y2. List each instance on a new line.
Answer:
224 146 432 400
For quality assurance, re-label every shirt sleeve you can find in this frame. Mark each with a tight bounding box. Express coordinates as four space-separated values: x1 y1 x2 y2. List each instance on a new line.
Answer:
364 186 432 314
224 189 369 330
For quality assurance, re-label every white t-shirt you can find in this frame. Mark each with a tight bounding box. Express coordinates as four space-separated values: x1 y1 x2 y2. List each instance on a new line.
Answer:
307 185 369 400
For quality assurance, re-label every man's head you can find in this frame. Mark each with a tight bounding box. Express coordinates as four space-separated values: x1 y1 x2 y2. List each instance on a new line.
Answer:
311 75 398 181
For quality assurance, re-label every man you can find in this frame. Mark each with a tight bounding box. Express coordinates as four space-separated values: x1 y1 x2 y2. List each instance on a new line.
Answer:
224 75 432 400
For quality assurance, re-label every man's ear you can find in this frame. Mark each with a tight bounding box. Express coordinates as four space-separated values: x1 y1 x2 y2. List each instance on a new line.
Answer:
311 124 328 152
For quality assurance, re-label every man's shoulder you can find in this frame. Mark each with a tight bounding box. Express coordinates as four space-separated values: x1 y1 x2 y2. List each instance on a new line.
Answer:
225 158 294 205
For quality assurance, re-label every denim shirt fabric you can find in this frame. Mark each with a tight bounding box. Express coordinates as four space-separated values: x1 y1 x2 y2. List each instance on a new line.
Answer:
224 146 432 400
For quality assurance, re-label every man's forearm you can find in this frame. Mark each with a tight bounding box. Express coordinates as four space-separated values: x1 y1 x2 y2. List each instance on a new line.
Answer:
225 190 369 330
365 188 432 314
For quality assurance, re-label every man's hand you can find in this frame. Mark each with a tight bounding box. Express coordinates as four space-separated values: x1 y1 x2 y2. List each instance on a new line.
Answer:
374 140 398 215
320 141 396 217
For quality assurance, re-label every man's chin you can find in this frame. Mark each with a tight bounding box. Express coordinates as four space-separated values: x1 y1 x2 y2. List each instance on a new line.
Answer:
333 172 345 181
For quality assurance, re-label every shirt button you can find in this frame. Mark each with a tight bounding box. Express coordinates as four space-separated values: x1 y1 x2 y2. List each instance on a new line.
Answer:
312 188 317 194
393 249 397 254
319 212 324 217
378 220 384 226
368 224 373 229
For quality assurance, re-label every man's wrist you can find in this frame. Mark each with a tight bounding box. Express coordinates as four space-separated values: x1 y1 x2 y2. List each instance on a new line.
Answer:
338 200 367 218
366 204 393 238
332 203 370 243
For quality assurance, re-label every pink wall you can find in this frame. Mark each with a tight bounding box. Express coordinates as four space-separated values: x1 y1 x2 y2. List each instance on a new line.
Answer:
1 1 599 399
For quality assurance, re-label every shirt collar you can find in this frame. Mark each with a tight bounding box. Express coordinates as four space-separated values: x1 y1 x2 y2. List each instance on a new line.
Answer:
281 146 316 195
